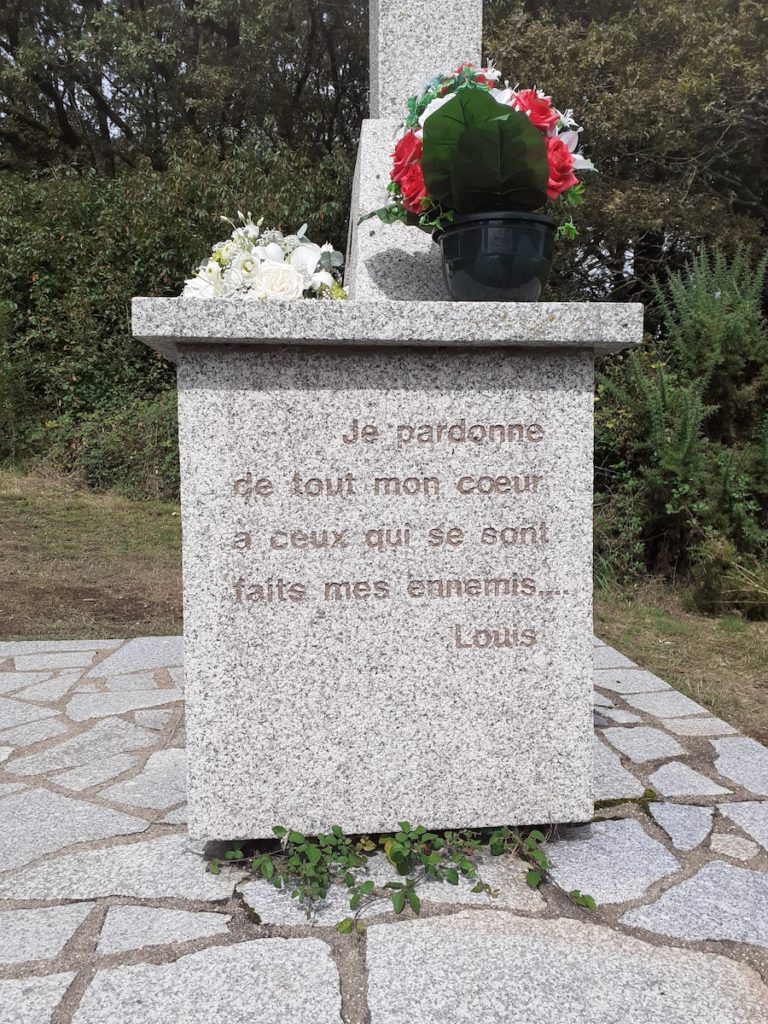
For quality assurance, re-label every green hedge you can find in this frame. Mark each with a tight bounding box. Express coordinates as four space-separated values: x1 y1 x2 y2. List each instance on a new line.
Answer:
0 138 353 476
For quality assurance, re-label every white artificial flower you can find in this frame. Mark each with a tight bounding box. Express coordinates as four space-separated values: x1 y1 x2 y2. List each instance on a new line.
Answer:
418 93 456 128
289 242 323 281
256 241 286 264
490 86 515 106
259 261 305 300
572 152 597 171
181 276 215 299
481 60 502 81
310 270 335 291
223 266 245 293
202 260 224 297
557 130 596 171
231 250 262 284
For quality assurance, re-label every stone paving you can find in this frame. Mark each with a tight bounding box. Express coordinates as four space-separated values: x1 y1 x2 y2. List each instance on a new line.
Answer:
0 635 766 1022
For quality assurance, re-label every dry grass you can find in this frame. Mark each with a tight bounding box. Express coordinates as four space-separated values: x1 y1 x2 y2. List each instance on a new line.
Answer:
0 468 182 640
596 581 768 744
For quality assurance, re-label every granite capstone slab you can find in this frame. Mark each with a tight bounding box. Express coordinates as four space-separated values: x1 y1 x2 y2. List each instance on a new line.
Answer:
649 803 713 851
712 736 768 795
97 906 231 954
365 912 768 1024
131 297 644 361
718 801 768 851
546 820 679 904
602 726 685 763
0 788 150 869
0 904 93 964
0 973 76 1024
72 939 342 1024
179 346 597 837
620 861 768 948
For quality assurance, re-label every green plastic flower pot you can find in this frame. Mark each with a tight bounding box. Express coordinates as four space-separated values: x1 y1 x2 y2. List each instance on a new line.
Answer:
437 211 557 301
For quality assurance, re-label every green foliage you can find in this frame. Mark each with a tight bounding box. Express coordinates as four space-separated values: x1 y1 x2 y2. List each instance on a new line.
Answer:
210 822 596 927
0 138 353 494
595 246 768 603
421 88 549 213
486 0 767 303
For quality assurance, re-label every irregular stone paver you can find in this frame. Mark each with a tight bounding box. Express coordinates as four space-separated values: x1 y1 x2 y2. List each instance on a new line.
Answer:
55 753 139 792
0 834 242 901
710 835 759 861
547 820 678 904
0 640 120 656
718 801 768 851
134 709 173 730
0 671 52 694
72 940 340 1024
6 718 155 776
86 636 184 678
0 904 93 964
649 803 713 851
0 748 12 764
15 651 94 671
663 716 738 737
241 878 372 926
365 912 768 1024
97 906 231 954
0 697 58 730
66 689 182 722
593 646 636 670
0 973 76 1024
13 674 80 702
621 862 768 948
593 669 671 695
0 782 26 797
101 748 186 810
162 804 188 824
598 708 642 725
593 737 645 800
593 691 614 708
168 666 184 688
624 690 707 718
104 672 158 692
712 737 768 796
0 788 149 869
0 718 68 747
603 726 685 763
649 762 731 798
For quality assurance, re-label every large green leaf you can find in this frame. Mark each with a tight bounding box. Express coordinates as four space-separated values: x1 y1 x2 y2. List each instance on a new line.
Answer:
422 88 549 214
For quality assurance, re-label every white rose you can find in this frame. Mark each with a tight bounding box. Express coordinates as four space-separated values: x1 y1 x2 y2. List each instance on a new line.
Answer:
258 261 305 300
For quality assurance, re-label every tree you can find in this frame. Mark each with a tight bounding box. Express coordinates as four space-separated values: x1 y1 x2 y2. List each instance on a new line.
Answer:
0 0 368 172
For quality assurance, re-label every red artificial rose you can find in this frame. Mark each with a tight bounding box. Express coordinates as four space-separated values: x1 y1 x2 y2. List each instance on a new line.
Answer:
512 89 559 134
454 62 489 85
391 131 421 184
400 160 429 213
545 135 579 200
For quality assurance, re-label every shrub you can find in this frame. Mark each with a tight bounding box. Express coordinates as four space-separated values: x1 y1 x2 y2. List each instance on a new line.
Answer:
595 246 768 594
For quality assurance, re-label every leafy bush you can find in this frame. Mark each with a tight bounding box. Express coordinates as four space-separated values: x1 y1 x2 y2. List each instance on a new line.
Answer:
596 246 768 611
0 137 353 491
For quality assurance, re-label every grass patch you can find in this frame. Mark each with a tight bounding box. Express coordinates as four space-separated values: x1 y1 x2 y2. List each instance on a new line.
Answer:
0 468 181 640
595 580 768 744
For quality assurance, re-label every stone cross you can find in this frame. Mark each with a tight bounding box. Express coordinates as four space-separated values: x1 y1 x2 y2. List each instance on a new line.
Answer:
345 0 482 300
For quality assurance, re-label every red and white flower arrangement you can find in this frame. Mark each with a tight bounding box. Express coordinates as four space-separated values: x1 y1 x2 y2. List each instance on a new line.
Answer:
367 63 595 238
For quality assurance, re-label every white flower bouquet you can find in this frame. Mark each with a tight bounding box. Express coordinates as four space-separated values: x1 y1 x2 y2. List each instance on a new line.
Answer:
182 213 347 301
